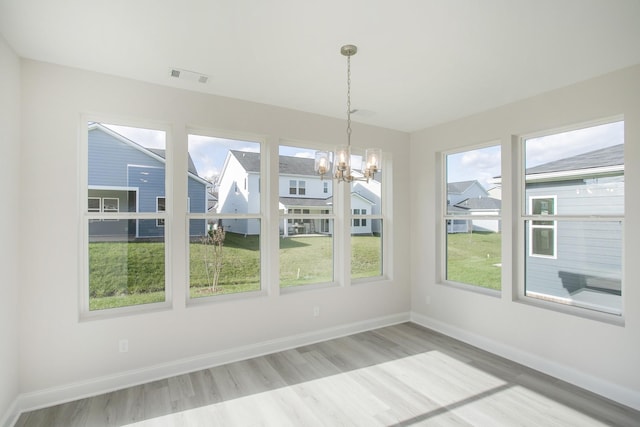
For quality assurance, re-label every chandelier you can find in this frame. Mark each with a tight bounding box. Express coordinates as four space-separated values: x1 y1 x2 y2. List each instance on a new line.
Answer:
314 44 381 183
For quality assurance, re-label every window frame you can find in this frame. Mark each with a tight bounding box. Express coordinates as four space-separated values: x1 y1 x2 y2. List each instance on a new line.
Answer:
349 149 387 283
186 129 266 304
440 141 502 294
79 117 171 319
517 117 625 319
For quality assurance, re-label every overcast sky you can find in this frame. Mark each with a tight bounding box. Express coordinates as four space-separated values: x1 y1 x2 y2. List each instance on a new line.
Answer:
447 120 623 188
104 120 623 188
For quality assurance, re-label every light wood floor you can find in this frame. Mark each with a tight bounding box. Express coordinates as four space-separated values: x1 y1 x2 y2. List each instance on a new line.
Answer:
15 323 640 426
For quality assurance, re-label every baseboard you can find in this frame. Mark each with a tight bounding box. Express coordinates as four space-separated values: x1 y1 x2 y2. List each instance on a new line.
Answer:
410 312 640 412
0 399 19 427
13 312 410 418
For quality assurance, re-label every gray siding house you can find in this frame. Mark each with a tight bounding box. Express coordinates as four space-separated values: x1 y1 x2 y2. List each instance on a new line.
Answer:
524 144 624 310
446 180 501 233
88 123 208 239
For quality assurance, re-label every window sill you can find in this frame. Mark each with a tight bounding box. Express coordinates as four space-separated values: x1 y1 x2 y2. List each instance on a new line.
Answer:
187 289 268 307
79 300 172 322
438 280 501 298
516 294 625 326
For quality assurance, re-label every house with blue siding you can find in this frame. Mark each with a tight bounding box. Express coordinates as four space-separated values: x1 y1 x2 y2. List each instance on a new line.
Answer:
524 144 624 312
88 123 208 240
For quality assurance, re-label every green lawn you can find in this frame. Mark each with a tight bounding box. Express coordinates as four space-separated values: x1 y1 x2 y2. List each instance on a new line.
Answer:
89 233 382 309
447 231 501 290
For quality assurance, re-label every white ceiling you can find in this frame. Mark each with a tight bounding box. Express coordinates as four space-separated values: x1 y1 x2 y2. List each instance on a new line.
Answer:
2 0 639 132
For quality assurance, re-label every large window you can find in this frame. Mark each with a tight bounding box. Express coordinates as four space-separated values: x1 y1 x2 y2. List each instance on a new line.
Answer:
522 120 624 315
83 122 167 313
279 144 334 288
187 133 262 299
444 144 502 291
82 122 390 313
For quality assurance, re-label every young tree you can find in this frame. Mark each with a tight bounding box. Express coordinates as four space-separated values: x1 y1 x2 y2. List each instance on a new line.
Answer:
202 226 225 293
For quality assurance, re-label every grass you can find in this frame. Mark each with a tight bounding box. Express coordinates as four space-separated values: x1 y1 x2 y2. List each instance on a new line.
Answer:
89 233 383 309
447 231 501 290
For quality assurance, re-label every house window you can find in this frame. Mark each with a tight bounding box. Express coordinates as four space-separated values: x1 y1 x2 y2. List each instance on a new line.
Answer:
156 197 166 226
279 144 334 288
528 196 556 257
288 179 306 195
187 133 262 299
522 119 624 315
83 122 167 314
350 151 385 281
443 144 502 291
323 181 328 194
102 197 119 215
88 197 101 213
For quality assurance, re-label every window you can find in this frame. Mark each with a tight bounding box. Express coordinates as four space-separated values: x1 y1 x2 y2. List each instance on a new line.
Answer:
84 122 167 313
102 198 119 213
279 144 334 288
288 179 306 195
528 196 556 257
353 209 360 227
88 197 100 213
156 197 166 226
350 152 384 280
187 133 262 299
323 181 329 194
444 144 502 291
522 120 624 315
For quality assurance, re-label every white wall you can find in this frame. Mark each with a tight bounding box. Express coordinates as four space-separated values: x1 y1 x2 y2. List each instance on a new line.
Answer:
0 35 21 426
16 60 411 408
410 64 640 409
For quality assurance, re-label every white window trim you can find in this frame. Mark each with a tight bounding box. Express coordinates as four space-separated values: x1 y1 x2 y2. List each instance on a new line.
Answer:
517 116 625 321
186 129 266 304
80 117 171 320
440 141 502 293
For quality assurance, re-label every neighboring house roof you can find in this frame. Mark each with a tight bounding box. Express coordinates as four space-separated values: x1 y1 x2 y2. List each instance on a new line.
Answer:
230 150 261 173
454 197 501 210
447 180 480 194
228 150 381 180
231 150 322 175
526 144 623 175
279 192 375 208
229 150 316 175
90 122 208 184
279 197 333 207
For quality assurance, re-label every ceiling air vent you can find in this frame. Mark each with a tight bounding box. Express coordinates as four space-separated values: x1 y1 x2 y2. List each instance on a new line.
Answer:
169 68 209 84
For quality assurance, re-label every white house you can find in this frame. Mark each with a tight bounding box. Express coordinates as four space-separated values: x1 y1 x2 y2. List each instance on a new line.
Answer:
217 150 380 236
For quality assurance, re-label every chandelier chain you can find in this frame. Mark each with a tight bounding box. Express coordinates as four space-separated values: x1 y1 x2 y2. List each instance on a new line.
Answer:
346 54 352 148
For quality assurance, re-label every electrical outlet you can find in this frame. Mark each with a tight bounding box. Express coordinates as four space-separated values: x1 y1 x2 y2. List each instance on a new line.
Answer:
118 339 129 353
313 306 320 317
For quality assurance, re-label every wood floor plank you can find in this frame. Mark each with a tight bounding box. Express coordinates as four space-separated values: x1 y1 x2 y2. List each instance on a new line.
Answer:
14 323 640 426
